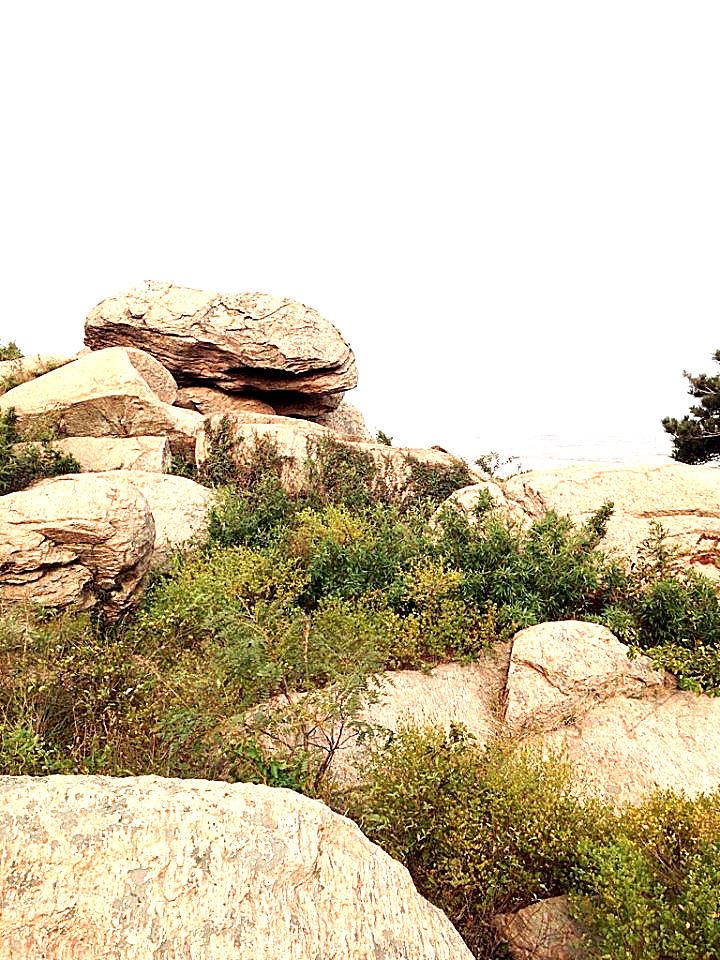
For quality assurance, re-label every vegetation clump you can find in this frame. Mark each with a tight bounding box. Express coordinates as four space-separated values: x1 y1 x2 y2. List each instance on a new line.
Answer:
0 408 81 495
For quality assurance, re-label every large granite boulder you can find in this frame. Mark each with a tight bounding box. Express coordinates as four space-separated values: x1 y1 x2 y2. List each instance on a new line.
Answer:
94 471 216 568
0 474 155 616
315 398 374 441
503 620 667 732
0 347 203 459
84 281 358 416
0 775 473 960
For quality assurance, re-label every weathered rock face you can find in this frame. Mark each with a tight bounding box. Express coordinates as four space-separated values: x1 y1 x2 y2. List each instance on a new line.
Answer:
84 281 358 415
503 460 720 578
0 347 203 459
315 397 374 440
52 436 171 473
494 896 588 960
0 775 474 960
0 474 155 616
503 620 667 732
539 688 720 807
95 471 216 568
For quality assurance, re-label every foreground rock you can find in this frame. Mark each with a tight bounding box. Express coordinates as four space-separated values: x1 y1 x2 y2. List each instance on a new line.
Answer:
0 474 154 615
502 460 720 578
84 280 358 416
0 775 473 960
0 347 203 459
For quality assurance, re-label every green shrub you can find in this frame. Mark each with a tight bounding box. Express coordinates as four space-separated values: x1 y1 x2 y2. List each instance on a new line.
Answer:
573 790 720 959
0 341 22 361
352 725 611 959
0 408 81 495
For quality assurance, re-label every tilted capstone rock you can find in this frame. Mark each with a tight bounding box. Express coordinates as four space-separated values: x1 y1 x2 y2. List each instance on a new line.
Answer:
84 280 358 415
0 346 203 458
0 775 474 960
0 473 155 616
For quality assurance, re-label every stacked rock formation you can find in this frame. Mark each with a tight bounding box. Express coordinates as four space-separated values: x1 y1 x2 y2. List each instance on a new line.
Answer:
84 280 358 417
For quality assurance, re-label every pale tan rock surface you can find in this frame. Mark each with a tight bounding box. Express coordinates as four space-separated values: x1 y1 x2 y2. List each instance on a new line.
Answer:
176 384 276 417
538 688 720 806
198 411 482 495
0 775 473 960
494 896 588 960
52 436 172 472
440 481 528 527
94 471 216 567
0 474 154 615
503 621 667 731
314 398 374 440
0 347 203 458
84 280 358 415
503 460 720 576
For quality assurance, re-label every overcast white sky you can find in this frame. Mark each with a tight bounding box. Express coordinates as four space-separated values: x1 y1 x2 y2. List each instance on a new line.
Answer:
2 1 719 459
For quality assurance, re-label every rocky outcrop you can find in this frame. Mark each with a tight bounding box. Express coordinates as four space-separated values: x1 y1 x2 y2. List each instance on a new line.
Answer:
198 411 482 495
503 621 667 732
502 461 720 577
0 347 203 459
84 281 358 416
0 774 474 960
52 436 171 472
0 474 155 616
353 620 720 809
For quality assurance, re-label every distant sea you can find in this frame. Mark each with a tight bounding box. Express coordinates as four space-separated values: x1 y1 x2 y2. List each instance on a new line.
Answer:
463 427 679 474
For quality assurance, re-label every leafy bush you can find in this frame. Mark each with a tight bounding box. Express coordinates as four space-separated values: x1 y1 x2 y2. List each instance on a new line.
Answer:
0 408 81 495
352 725 611 959
572 791 720 959
0 341 22 361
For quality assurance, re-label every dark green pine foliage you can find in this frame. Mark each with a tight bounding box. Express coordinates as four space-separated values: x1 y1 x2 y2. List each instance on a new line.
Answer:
663 349 720 463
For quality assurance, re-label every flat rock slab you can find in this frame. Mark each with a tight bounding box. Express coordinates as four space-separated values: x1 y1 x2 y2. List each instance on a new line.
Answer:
494 896 588 960
504 620 667 731
84 281 358 415
0 474 155 616
0 775 473 960
53 436 171 473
